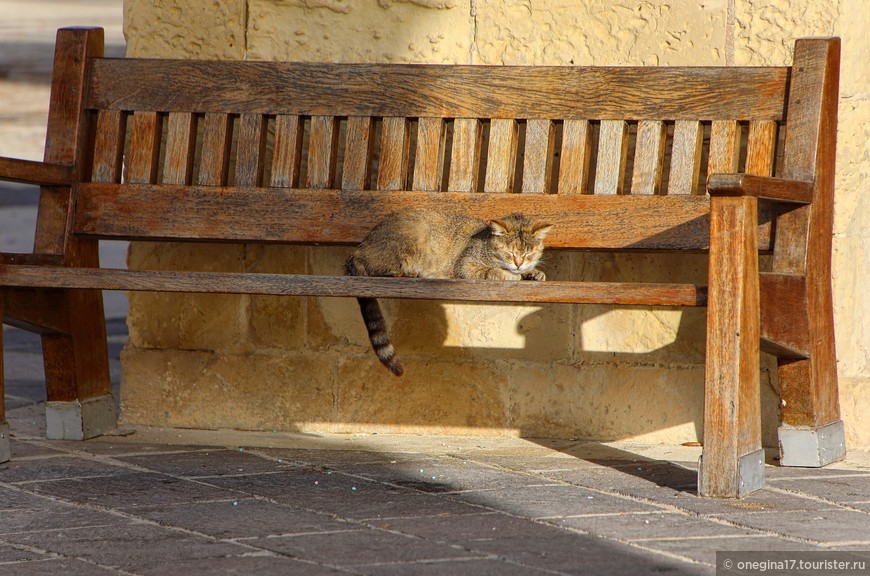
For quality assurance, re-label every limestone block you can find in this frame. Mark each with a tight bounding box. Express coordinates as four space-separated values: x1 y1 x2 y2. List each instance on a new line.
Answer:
734 0 837 65
127 242 249 352
335 355 510 433
120 348 337 431
247 0 474 63
245 245 308 350
123 0 246 59
474 0 727 65
838 0 870 99
832 101 870 237
832 235 870 379
838 376 870 448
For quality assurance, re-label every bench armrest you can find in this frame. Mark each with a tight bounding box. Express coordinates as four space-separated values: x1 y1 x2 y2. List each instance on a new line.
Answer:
707 174 814 204
0 157 73 187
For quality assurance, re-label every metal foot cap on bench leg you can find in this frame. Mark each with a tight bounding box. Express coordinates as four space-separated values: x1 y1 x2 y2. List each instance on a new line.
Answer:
45 394 117 441
778 420 846 467
698 448 765 498
0 423 11 463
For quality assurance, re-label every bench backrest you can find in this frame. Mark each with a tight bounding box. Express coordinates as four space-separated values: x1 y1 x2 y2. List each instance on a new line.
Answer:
39 28 839 263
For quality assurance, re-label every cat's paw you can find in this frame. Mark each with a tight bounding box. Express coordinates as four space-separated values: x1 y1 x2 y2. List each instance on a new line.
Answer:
486 268 522 281
522 269 546 281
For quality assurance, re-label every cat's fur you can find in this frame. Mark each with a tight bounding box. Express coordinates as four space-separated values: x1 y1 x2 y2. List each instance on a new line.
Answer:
345 209 553 376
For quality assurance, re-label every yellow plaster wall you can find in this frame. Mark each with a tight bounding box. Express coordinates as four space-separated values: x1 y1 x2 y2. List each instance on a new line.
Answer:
121 0 870 448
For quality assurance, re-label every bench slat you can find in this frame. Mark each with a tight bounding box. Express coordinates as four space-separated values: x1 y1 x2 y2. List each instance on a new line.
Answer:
447 119 481 192
668 120 704 195
484 119 518 193
163 112 196 185
72 183 727 249
521 119 555 194
342 116 374 190
87 59 789 121
377 117 410 191
236 113 268 187
746 120 778 177
127 111 160 184
594 120 629 195
307 115 338 189
198 113 233 186
92 110 126 183
557 119 592 194
270 115 304 188
708 120 740 177
631 120 667 195
0 265 707 307
412 118 446 191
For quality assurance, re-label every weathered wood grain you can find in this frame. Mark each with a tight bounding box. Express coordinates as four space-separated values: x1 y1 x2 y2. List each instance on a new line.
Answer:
341 116 374 190
707 174 813 204
745 120 777 177
484 118 518 193
0 265 707 307
270 114 304 188
557 119 591 194
127 111 160 185
522 119 555 194
88 59 790 121
0 158 72 187
668 120 703 195
707 120 740 177
72 183 723 250
91 110 126 184
307 115 338 189
631 120 666 195
447 118 481 192
162 112 196 186
198 113 233 186
236 113 268 187
412 117 446 191
377 117 410 191
594 120 628 195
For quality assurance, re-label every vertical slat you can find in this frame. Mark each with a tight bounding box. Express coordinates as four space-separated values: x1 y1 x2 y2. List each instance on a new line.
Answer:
413 117 446 191
91 110 126 183
557 119 592 194
270 115 304 188
377 117 410 191
127 111 160 184
307 115 339 189
198 113 233 186
707 120 740 177
484 119 518 193
447 118 481 192
342 116 374 190
700 194 763 497
163 112 196 186
236 113 268 187
668 120 703 195
522 119 555 194
745 120 777 177
594 120 628 195
631 120 666 195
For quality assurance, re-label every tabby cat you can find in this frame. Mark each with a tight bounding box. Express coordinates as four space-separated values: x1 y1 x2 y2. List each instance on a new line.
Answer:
345 209 553 376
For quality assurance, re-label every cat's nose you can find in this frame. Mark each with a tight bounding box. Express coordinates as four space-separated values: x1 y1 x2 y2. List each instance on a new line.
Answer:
514 256 524 268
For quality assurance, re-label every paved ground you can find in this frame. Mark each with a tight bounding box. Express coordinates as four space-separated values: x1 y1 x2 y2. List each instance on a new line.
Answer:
4 2 870 575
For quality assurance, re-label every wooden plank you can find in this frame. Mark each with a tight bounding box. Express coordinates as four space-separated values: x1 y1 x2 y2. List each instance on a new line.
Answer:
126 111 160 185
0 265 708 307
745 120 777 176
447 118 481 192
707 120 740 177
707 174 813 204
594 120 628 195
198 113 233 186
162 112 196 186
557 119 591 194
342 116 375 190
377 117 410 191
484 119 518 193
0 158 72 187
72 182 720 250
89 59 790 121
236 113 268 187
522 119 555 194
759 272 809 358
630 120 666 195
307 115 338 189
700 194 762 497
270 114 303 188
92 109 126 183
668 120 703 195
412 117 446 191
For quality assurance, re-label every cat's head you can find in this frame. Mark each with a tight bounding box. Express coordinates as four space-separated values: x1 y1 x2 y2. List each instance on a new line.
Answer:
488 214 553 274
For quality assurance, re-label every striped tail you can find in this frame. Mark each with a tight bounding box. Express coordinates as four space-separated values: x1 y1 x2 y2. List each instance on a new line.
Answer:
357 297 404 377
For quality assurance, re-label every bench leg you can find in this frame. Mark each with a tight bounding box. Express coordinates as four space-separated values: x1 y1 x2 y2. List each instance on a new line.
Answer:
699 196 764 497
42 289 115 441
1 295 11 463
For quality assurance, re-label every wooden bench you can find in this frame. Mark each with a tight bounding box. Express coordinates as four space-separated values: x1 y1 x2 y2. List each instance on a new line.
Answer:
0 27 844 497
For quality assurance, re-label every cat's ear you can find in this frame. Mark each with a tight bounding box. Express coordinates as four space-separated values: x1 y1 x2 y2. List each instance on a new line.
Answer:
489 220 509 236
532 223 553 240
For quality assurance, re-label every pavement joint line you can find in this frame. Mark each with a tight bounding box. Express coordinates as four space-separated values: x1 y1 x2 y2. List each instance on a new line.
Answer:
538 510 685 520
764 485 870 515
768 472 870 481
0 534 142 576
628 533 771 543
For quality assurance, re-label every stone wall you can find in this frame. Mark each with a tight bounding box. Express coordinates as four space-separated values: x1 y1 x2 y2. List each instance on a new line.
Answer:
120 0 870 448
